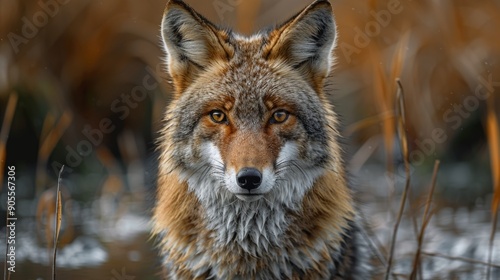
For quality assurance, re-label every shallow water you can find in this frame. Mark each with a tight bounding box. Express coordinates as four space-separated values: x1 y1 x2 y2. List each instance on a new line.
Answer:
1 214 159 280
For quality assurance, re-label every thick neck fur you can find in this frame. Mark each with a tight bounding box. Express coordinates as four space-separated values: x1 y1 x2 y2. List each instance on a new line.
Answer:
154 158 356 279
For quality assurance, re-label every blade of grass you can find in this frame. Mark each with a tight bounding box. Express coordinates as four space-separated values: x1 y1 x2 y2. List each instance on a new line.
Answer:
348 136 380 173
52 166 64 280
410 160 440 280
407 196 423 280
422 251 500 269
385 79 410 280
36 189 55 253
0 93 18 192
487 187 499 279
371 55 398 219
486 94 499 280
39 113 56 144
36 111 72 195
344 111 396 137
374 60 395 176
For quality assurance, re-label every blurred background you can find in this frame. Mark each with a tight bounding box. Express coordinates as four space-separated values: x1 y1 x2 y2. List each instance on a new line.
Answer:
0 0 499 279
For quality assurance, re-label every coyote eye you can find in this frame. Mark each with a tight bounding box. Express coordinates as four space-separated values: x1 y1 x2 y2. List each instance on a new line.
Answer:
210 110 227 124
270 110 289 124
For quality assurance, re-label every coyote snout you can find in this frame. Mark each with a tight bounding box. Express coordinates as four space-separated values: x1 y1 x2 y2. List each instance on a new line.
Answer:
217 131 280 201
226 166 273 202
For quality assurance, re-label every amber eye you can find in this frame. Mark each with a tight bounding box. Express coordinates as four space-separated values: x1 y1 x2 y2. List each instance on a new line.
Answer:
210 110 227 124
270 110 289 124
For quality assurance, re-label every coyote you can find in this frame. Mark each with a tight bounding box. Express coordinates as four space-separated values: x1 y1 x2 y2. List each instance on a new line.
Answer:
153 0 367 279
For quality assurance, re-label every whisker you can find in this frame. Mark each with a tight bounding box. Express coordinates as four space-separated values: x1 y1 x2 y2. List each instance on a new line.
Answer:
262 196 272 205
200 165 213 181
191 162 209 175
289 160 308 179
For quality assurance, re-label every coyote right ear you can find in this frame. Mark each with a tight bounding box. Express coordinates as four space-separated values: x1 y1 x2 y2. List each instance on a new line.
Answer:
161 0 234 93
263 0 336 89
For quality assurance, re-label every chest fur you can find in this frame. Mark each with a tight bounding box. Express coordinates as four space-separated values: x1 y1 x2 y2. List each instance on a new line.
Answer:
161 199 356 279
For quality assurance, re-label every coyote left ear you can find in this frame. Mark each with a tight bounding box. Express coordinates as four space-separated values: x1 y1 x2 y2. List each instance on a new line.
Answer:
264 0 336 86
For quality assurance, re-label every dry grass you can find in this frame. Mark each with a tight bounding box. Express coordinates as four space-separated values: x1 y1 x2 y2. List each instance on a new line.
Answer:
410 160 440 280
0 0 499 278
385 79 410 280
0 93 17 192
36 184 74 252
422 251 500 270
1 93 16 280
486 93 499 279
36 111 72 195
52 166 64 280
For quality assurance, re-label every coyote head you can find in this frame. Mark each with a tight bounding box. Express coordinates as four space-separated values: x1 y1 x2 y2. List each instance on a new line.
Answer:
158 0 341 205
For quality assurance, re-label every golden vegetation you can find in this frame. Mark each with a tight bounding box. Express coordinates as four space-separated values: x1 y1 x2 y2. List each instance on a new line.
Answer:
0 0 498 278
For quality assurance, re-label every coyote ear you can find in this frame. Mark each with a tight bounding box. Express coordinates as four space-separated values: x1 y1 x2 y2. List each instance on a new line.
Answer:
264 0 336 87
161 0 233 92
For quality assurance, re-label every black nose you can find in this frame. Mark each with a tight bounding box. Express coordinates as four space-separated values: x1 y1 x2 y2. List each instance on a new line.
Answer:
236 168 262 190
